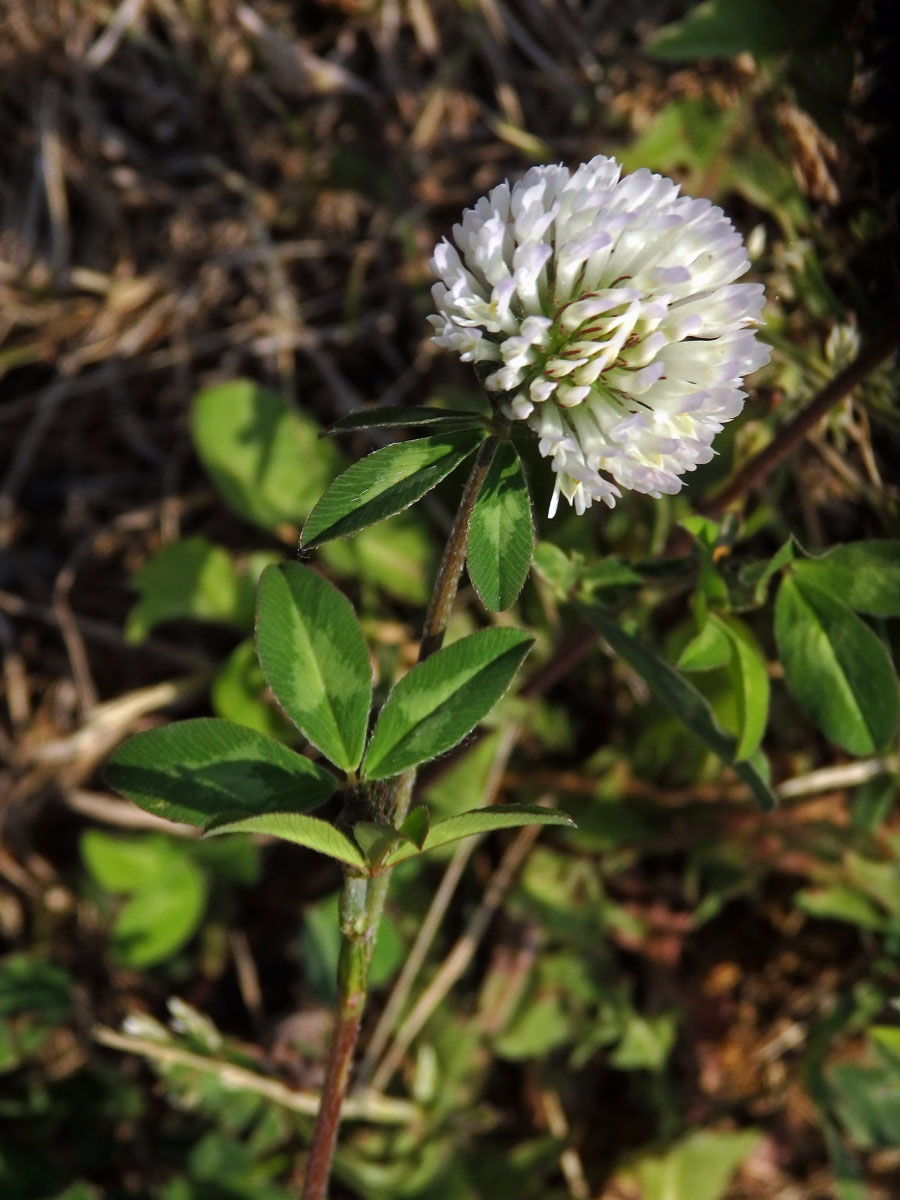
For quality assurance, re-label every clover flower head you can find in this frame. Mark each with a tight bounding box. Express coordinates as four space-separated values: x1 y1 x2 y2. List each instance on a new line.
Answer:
428 154 771 516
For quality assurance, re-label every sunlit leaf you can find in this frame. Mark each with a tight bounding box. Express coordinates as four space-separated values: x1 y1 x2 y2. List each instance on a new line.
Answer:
586 606 776 810
380 805 574 868
678 618 732 672
626 1130 762 1200
362 628 533 780
81 830 180 892
125 537 253 642
467 441 534 612
775 575 899 754
302 431 484 548
211 639 294 741
322 515 435 607
609 1011 678 1072
794 541 900 617
205 811 365 870
533 543 644 601
715 614 770 761
111 855 207 968
191 380 341 533
256 564 371 771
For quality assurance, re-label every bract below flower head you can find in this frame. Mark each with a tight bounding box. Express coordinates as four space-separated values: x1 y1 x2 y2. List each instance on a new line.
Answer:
428 154 771 516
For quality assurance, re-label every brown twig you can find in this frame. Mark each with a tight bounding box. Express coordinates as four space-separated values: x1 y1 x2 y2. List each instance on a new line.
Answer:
701 316 900 518
93 1025 417 1124
420 435 500 660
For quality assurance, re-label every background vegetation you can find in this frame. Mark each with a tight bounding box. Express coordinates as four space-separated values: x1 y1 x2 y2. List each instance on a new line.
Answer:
1 1 898 1197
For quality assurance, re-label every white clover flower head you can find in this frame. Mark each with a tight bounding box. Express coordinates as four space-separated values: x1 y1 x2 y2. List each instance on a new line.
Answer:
428 154 771 516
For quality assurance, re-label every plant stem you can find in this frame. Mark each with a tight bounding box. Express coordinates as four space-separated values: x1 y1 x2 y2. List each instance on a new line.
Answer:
300 435 498 1197
364 435 499 949
358 721 518 1085
420 434 500 660
301 874 370 1200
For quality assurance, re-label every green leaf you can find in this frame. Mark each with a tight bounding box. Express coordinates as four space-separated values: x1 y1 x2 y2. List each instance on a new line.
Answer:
323 405 486 435
467 441 534 612
586 606 777 810
820 1121 870 1200
719 144 810 237
609 1011 678 1073
846 851 900 916
680 514 722 549
715 614 770 761
205 812 366 870
628 1130 762 1200
678 618 732 672
829 1060 900 1150
380 805 574 868
851 777 896 834
533 542 643 601
107 719 337 827
423 729 508 822
617 97 808 235
111 855 207 967
399 805 429 848
0 955 72 1022
191 834 260 886
797 885 887 931
361 628 533 781
125 537 253 642
321 514 435 606
682 520 729 607
301 430 484 548
794 541 900 617
255 564 371 771
647 0 800 61
739 538 796 607
494 994 572 1060
619 97 741 177
211 638 295 740
81 830 179 892
80 830 210 967
775 575 899 754
870 1026 900 1064
352 822 415 869
191 380 341 534
45 1184 100 1200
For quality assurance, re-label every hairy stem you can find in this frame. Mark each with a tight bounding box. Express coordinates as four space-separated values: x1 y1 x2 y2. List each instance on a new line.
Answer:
301 435 498 1197
363 435 499 952
301 874 370 1200
420 434 500 659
